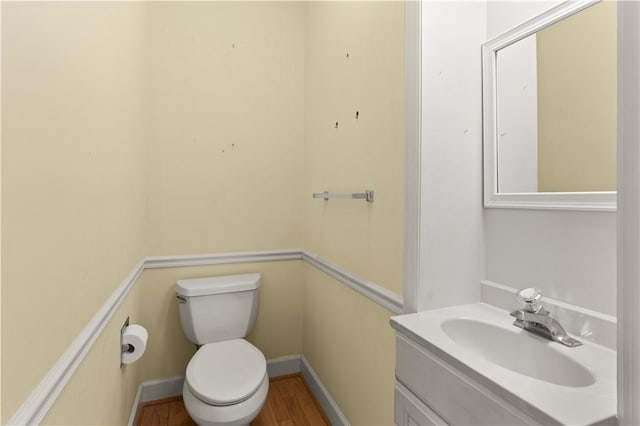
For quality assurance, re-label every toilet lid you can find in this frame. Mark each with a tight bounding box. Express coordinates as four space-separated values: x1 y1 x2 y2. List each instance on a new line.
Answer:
186 339 266 406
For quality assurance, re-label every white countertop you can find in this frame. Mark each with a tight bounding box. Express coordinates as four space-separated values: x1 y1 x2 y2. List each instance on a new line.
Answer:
390 303 617 426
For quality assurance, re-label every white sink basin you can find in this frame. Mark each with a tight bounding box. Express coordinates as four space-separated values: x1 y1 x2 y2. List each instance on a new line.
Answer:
441 318 595 387
390 303 616 425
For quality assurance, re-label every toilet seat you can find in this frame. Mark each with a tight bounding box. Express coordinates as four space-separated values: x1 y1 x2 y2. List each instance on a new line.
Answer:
186 339 266 406
183 372 269 426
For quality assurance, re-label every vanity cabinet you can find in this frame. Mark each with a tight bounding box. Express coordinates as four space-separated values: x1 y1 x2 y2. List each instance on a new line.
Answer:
395 380 448 426
394 333 538 426
391 304 616 426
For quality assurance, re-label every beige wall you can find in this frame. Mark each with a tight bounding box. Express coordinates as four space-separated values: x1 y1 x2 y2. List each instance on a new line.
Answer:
3 2 307 424
145 2 305 255
3 2 404 425
1 3 148 421
303 1 404 295
303 265 396 426
43 283 145 426
302 2 403 424
537 1 617 192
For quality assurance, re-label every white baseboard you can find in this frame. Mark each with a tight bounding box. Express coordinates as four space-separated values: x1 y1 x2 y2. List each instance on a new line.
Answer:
127 383 143 426
127 355 350 426
127 375 185 426
267 355 302 377
140 375 185 403
301 355 351 426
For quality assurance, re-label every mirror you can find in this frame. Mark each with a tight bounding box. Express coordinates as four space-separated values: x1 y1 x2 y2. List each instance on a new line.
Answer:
483 0 617 211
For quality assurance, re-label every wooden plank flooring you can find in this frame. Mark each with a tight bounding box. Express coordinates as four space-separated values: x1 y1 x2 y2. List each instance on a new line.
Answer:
138 396 193 426
137 374 331 426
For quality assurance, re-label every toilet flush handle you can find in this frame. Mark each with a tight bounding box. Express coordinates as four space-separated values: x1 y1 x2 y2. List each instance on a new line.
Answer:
177 295 187 304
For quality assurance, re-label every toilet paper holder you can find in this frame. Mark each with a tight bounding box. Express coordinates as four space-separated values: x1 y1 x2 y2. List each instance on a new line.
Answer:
120 317 149 366
120 316 130 367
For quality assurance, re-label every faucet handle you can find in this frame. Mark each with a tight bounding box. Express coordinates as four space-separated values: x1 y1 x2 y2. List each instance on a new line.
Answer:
517 287 544 313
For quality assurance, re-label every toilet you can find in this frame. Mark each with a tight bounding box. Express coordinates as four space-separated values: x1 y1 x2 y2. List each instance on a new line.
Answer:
176 273 268 426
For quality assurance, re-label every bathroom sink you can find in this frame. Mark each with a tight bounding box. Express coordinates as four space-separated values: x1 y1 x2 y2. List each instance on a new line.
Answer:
390 303 617 425
441 318 595 387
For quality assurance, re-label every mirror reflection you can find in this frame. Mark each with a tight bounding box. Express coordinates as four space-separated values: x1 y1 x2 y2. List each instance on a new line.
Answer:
495 1 617 194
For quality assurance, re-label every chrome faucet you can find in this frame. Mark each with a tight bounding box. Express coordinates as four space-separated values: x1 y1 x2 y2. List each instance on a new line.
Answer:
510 288 582 348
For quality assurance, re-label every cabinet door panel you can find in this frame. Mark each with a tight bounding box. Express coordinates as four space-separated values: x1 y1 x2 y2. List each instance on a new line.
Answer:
395 334 537 426
395 381 448 426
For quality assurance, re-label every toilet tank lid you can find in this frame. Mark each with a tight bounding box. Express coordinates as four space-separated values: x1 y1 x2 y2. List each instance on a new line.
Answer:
176 273 261 297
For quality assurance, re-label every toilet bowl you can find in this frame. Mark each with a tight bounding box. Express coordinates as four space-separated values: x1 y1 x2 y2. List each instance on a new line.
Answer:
182 339 268 426
176 274 268 426
183 375 268 426
183 373 268 426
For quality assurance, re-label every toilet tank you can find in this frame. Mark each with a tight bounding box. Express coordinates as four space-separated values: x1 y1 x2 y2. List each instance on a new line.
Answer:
176 273 261 345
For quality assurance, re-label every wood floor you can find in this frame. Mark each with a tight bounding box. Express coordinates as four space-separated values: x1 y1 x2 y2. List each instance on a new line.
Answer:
137 374 331 426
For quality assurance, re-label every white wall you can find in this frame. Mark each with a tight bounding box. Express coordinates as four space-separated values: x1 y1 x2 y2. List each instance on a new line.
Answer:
485 1 617 316
418 1 486 310
617 2 640 422
486 209 616 315
417 1 617 317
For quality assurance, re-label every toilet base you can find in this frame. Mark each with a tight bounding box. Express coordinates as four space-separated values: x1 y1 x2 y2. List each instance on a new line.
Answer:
182 372 269 426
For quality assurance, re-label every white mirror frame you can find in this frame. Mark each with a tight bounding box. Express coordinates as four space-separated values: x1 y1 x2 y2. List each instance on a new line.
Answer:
482 0 616 212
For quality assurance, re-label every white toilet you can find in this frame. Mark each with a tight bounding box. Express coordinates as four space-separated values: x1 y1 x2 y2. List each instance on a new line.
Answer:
176 273 268 426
